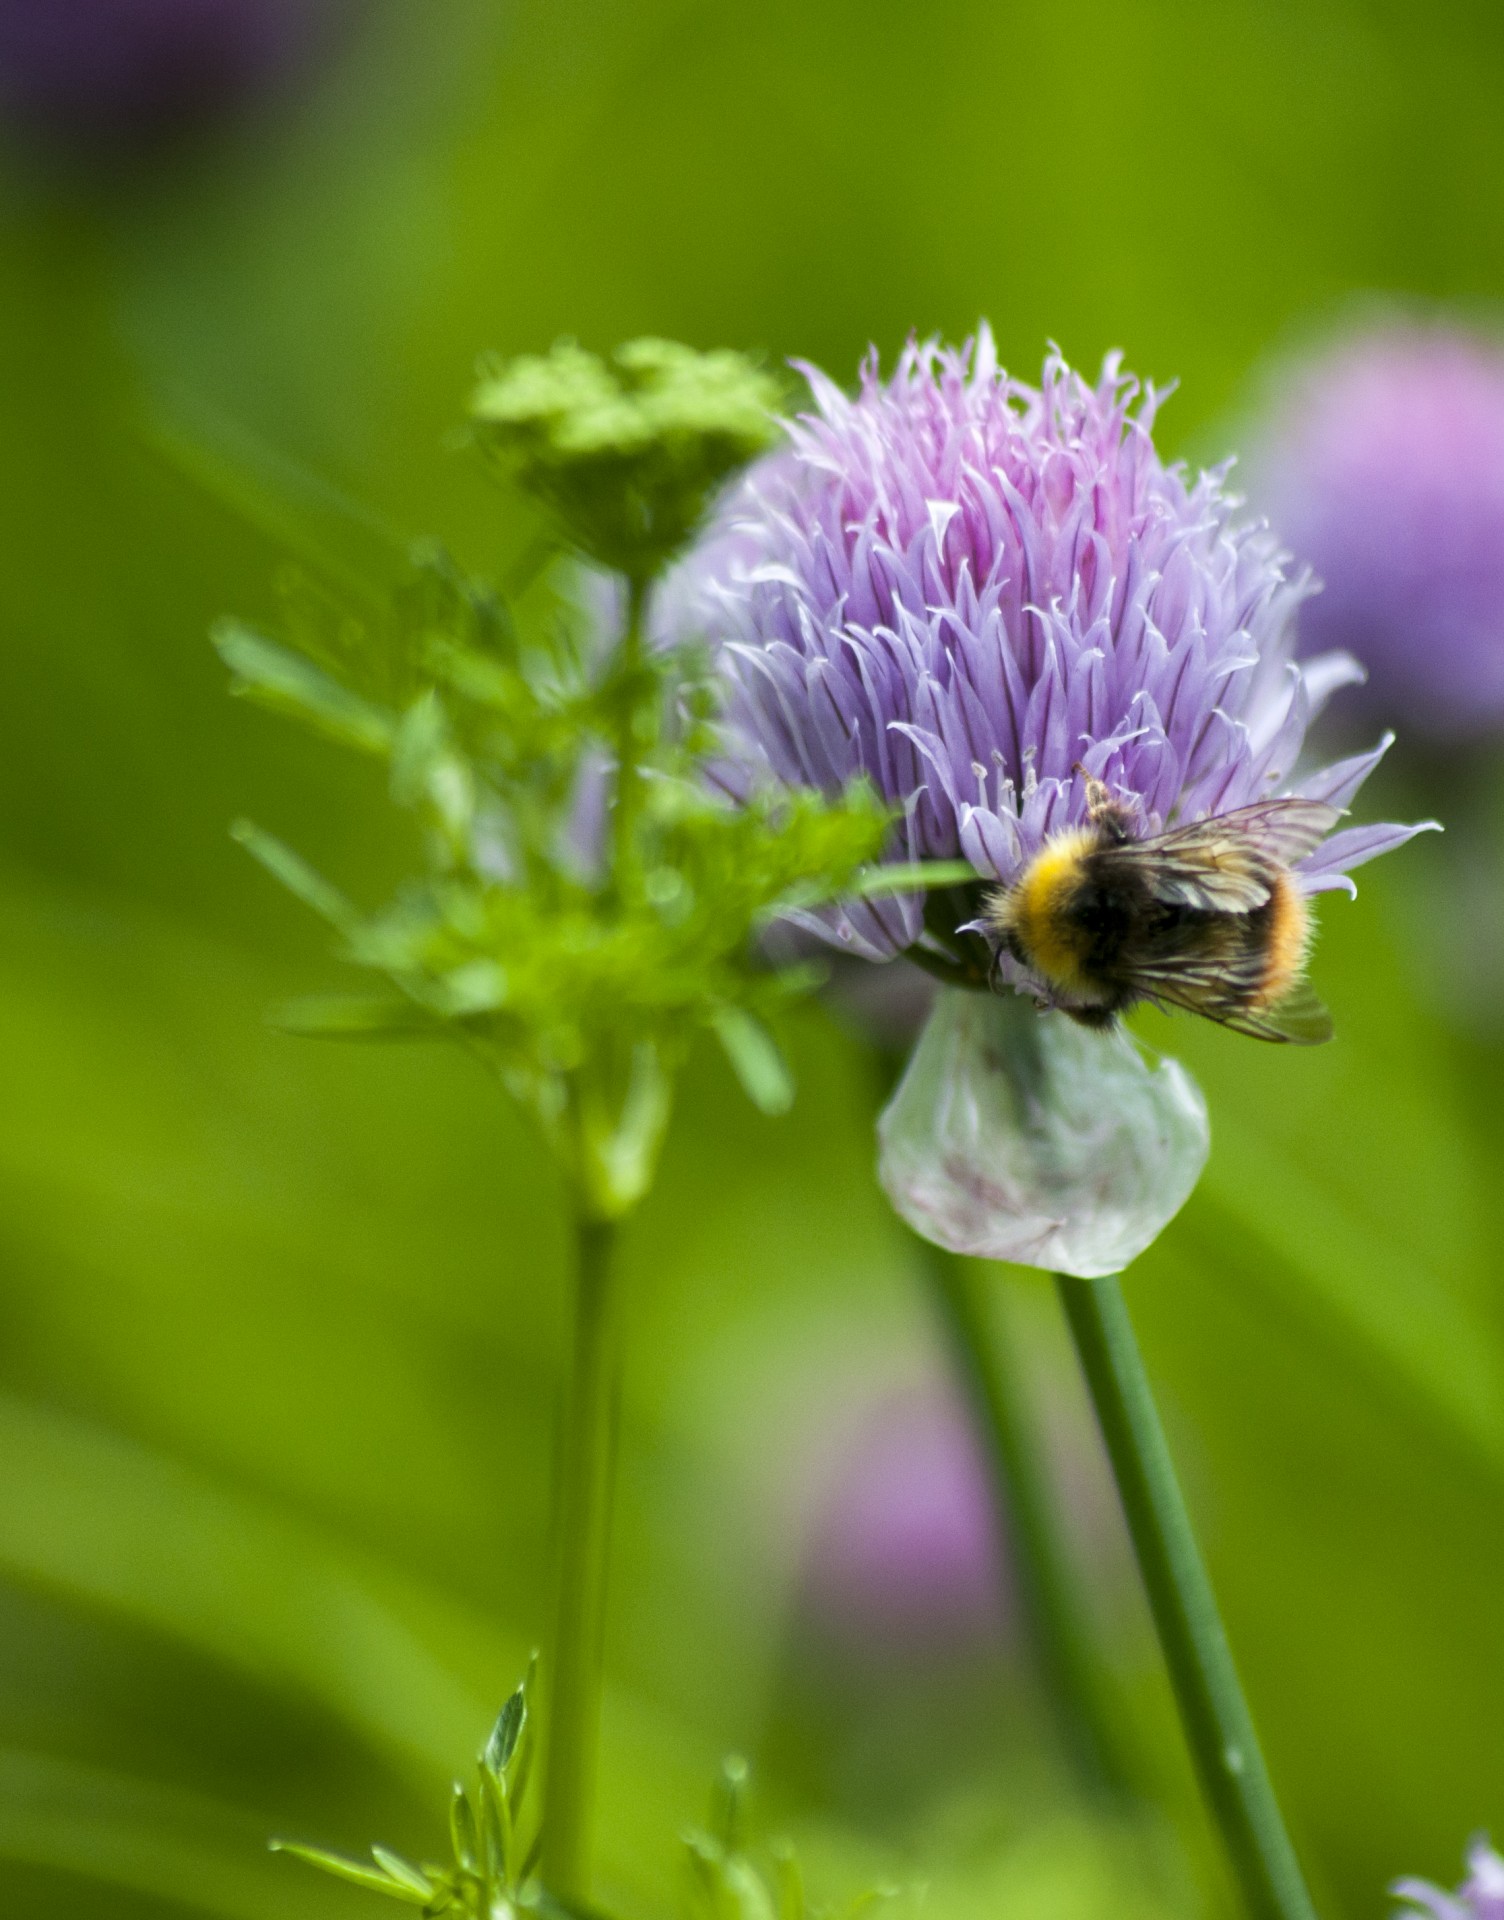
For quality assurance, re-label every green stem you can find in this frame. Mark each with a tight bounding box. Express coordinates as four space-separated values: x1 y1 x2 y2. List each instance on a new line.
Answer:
1056 1272 1318 1920
611 575 648 886
926 1249 1132 1799
541 1210 623 1903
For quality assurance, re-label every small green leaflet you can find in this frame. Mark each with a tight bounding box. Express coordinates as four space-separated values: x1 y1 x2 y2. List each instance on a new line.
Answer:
214 621 393 755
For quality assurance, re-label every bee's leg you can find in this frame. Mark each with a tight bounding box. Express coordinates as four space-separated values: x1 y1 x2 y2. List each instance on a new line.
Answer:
1073 762 1115 825
1064 1003 1118 1030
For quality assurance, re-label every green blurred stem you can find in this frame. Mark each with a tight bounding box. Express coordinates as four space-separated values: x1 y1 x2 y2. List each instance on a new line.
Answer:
1056 1272 1318 1920
541 1211 623 1903
611 576 649 883
926 1249 1130 1799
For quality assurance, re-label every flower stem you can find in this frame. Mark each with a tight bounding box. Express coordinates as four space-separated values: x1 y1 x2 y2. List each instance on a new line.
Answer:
541 1209 623 1903
611 576 649 886
926 1249 1132 1800
1056 1272 1318 1920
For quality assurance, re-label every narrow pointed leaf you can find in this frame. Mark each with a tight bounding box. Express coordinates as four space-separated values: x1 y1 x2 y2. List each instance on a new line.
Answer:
230 822 358 932
214 622 394 754
449 1786 479 1875
484 1683 528 1776
478 1766 508 1884
269 995 440 1040
711 1009 794 1115
270 1841 429 1903
843 859 978 899
371 1848 437 1897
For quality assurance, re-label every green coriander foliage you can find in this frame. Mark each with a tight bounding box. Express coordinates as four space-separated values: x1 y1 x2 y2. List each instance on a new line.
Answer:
684 1758 896 1920
275 1669 538 1919
215 341 945 1220
470 338 784 581
277 1677 890 1920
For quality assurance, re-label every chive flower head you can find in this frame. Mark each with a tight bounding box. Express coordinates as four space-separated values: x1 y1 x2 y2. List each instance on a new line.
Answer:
674 329 1425 961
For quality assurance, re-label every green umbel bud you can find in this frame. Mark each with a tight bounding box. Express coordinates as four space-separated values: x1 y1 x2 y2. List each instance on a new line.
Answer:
470 338 782 579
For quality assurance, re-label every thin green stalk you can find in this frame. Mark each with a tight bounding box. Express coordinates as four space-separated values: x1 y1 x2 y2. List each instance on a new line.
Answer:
611 575 649 885
541 1210 623 1903
926 1248 1132 1799
1056 1272 1318 1920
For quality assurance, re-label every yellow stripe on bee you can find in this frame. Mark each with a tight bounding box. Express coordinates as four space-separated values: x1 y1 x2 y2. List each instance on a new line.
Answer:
1010 830 1099 994
1253 872 1311 1008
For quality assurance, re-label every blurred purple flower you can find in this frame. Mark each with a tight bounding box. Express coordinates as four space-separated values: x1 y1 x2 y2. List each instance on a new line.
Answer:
672 329 1425 961
802 1386 1008 1652
1259 321 1504 742
0 0 339 150
1396 1839 1504 1920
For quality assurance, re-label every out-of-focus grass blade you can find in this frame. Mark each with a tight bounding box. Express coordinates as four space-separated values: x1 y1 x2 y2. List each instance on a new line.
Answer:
0 1747 369 1918
269 993 440 1040
0 1392 492 1793
1201 1115 1504 1469
142 394 410 612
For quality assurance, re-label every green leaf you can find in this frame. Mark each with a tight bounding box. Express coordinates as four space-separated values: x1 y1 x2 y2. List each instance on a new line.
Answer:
271 1840 430 1904
772 1845 805 1920
843 859 979 899
213 621 394 754
484 1682 528 1777
449 1785 479 1875
435 961 509 1018
268 995 440 1040
709 1752 749 1851
711 1010 794 1116
230 821 359 933
371 1847 438 1897
478 1763 509 1884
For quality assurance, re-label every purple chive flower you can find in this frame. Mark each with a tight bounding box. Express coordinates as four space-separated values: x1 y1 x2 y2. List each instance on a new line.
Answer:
801 1385 1008 1652
0 0 340 151
1395 1839 1504 1920
1258 321 1504 741
673 328 1426 966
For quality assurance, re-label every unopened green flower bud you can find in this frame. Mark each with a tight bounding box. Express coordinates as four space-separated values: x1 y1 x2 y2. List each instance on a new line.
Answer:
470 337 782 579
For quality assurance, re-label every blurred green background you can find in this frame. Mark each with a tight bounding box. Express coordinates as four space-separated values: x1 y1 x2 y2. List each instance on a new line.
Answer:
0 1 1501 1915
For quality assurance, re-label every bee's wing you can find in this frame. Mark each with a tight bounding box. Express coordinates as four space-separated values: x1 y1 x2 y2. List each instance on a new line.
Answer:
1114 798 1344 913
1142 968 1335 1046
1220 978 1335 1045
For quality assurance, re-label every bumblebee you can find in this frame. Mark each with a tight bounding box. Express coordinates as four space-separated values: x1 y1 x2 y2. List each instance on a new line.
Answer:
984 772 1340 1044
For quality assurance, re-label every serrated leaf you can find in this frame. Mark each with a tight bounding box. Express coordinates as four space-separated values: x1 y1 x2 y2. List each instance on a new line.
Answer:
271 1840 431 1903
711 1010 793 1116
214 621 394 754
231 822 358 932
269 995 440 1040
